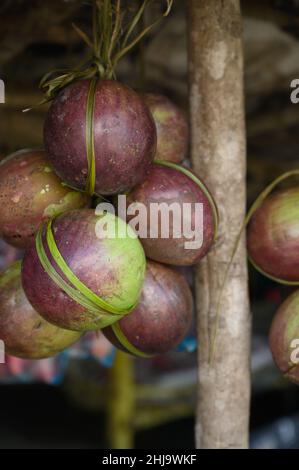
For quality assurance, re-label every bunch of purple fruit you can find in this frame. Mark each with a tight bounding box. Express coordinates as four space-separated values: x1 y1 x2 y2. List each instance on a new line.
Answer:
248 186 299 385
0 79 218 360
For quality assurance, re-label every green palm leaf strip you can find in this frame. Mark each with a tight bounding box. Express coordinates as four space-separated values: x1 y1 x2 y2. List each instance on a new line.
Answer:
36 226 101 314
36 220 132 316
85 78 97 195
111 322 152 358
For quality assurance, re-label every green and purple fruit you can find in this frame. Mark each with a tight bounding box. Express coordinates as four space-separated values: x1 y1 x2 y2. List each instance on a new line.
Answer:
269 289 299 385
0 149 89 248
248 187 299 282
22 209 146 331
143 93 188 163
0 261 81 359
103 260 193 356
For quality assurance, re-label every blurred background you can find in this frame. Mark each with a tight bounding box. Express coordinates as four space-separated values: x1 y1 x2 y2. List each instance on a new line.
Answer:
0 0 299 449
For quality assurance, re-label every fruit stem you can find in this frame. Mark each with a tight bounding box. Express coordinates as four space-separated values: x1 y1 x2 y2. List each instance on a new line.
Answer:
39 0 173 100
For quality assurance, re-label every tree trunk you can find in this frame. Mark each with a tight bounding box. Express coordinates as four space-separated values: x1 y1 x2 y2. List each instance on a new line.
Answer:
187 0 251 449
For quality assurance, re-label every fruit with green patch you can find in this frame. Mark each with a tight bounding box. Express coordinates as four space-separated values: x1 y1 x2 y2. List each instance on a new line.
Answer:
0 261 82 359
22 209 146 331
0 149 89 248
143 93 188 163
248 187 299 283
269 289 299 385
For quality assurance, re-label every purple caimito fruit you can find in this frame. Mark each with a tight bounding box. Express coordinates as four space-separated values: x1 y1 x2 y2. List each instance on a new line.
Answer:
125 161 217 266
143 93 188 164
21 209 146 332
248 187 299 283
0 149 89 248
269 289 299 385
44 80 157 195
0 261 82 359
103 260 193 356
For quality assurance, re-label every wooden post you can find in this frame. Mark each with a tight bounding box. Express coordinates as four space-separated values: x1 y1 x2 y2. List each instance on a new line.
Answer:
187 0 251 448
106 352 135 449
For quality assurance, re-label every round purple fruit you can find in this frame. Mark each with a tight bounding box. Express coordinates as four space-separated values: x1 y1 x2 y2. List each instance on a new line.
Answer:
248 187 299 283
269 289 299 385
143 93 188 163
125 161 218 266
0 262 81 359
0 149 89 248
21 209 146 332
103 260 193 356
44 79 157 195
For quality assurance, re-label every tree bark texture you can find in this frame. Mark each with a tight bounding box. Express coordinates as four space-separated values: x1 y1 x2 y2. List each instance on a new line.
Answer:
187 0 251 449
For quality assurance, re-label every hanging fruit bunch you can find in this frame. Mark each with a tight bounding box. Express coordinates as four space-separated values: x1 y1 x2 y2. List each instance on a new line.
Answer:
247 171 299 385
0 0 219 362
